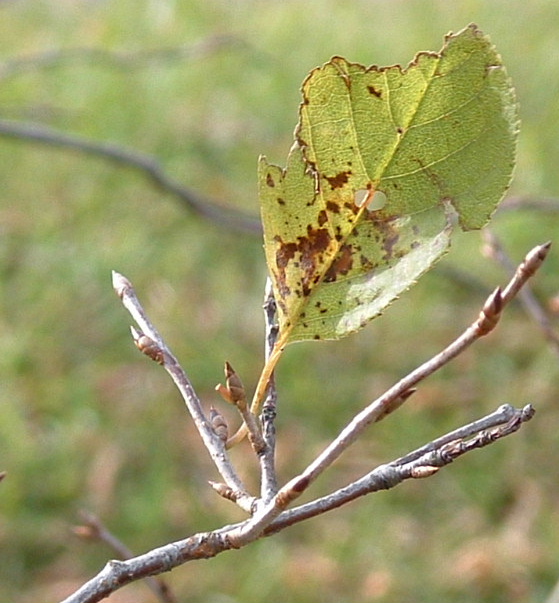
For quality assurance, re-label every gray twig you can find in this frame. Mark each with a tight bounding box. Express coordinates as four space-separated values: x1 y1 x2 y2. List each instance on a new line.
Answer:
0 35 243 80
482 231 559 356
263 403 535 533
111 271 253 511
259 278 280 501
0 118 262 234
58 402 534 603
498 196 559 214
248 242 549 518
58 245 547 603
74 511 177 603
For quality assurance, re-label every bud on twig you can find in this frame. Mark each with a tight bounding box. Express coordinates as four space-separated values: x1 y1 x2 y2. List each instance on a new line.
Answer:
72 525 98 540
410 465 440 478
215 362 247 410
208 481 239 502
209 406 229 443
131 326 165 365
111 270 133 300
476 287 503 336
375 388 416 422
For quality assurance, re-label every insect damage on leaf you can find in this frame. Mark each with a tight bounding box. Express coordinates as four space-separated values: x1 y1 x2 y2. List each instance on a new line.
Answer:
259 23 518 345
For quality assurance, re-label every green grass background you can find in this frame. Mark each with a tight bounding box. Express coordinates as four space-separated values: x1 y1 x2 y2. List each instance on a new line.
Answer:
1 1 558 601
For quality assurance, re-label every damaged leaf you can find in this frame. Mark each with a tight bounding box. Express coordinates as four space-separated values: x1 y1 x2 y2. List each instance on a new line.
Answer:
259 24 518 344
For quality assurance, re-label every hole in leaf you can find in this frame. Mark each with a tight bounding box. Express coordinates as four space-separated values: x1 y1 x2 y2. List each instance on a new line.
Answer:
354 189 369 207
354 189 387 211
368 190 387 211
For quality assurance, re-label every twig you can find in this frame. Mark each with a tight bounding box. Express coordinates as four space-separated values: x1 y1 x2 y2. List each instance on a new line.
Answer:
223 280 279 500
208 481 258 511
0 119 262 235
393 403 525 466
498 196 559 214
216 362 266 456
58 245 548 602
220 239 548 545
130 243 549 549
0 35 243 80
59 529 233 603
482 231 559 356
232 242 549 525
111 271 253 512
259 278 280 501
73 511 176 603
58 402 534 603
263 403 534 534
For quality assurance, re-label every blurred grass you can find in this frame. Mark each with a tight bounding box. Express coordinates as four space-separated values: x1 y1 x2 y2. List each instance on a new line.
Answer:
0 1 558 601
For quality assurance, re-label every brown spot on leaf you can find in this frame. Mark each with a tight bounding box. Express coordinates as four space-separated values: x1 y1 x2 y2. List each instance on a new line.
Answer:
275 239 297 269
275 226 334 300
367 85 382 98
344 201 359 215
324 244 353 282
360 254 375 270
298 226 331 295
266 173 275 187
317 210 328 227
304 224 331 252
325 170 351 190
273 237 296 299
277 197 286 206
326 201 340 214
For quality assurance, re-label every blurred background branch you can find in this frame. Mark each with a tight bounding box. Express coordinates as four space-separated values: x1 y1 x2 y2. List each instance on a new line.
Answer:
0 34 245 81
0 119 262 234
72 510 177 603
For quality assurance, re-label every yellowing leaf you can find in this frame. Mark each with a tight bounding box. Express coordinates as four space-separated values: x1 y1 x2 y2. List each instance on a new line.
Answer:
259 24 518 344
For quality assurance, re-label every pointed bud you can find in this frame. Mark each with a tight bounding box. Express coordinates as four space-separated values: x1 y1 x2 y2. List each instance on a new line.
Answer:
224 362 246 408
208 481 239 502
411 465 440 478
72 525 97 540
215 383 234 404
209 406 229 443
521 241 551 279
131 327 165 365
477 287 502 335
111 270 133 299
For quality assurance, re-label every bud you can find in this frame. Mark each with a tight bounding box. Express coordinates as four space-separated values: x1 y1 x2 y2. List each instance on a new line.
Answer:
215 362 247 409
411 465 440 478
225 362 246 407
209 406 229 443
131 327 165 365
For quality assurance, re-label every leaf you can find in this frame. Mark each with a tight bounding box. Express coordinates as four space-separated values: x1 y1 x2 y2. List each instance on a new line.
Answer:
259 24 518 344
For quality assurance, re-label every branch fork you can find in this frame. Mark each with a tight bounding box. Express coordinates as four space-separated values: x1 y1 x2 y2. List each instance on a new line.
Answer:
62 242 549 603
